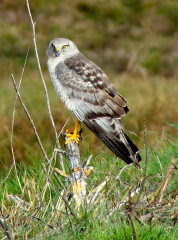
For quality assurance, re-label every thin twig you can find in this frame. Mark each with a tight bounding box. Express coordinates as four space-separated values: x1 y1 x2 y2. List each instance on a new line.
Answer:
10 49 30 193
89 176 109 204
0 212 14 240
26 0 64 172
136 120 148 204
143 120 148 178
10 74 63 189
0 50 29 188
31 216 55 230
128 213 137 240
11 75 50 167
42 164 77 219
83 155 92 168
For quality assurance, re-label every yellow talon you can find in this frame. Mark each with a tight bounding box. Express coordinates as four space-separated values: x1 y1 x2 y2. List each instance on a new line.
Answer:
65 120 81 144
65 133 81 144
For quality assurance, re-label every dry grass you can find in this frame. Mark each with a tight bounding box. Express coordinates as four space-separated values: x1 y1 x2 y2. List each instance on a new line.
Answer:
0 142 177 239
0 57 177 239
0 1 178 237
1 0 178 168
1 70 177 167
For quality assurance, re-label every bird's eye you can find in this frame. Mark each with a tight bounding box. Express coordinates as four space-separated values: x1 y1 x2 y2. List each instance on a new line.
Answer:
62 45 69 50
51 43 56 51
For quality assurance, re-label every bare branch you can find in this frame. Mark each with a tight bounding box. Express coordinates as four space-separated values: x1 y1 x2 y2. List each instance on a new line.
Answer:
1 50 30 189
10 74 64 190
128 213 137 240
0 213 14 240
10 49 30 193
8 195 55 230
42 163 77 218
89 176 109 204
136 120 148 204
26 0 64 171
11 74 49 166
143 119 148 177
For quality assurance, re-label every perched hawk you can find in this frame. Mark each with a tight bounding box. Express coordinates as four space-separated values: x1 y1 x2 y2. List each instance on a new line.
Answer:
46 38 141 166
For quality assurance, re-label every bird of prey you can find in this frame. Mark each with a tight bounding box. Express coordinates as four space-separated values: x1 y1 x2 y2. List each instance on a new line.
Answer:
46 38 141 166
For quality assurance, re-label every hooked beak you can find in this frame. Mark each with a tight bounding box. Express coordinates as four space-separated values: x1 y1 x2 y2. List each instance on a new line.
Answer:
55 47 61 57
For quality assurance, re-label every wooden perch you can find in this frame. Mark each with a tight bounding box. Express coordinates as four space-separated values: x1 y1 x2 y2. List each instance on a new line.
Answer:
66 139 86 207
55 137 93 208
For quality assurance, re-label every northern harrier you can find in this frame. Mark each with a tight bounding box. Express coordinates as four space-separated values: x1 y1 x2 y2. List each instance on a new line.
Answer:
46 38 141 166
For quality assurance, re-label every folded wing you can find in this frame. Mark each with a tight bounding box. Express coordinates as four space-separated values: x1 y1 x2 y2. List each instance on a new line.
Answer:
55 53 141 165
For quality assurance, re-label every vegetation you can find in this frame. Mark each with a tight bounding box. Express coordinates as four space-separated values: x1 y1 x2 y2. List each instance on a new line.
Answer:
0 0 177 239
0 135 177 239
0 0 178 167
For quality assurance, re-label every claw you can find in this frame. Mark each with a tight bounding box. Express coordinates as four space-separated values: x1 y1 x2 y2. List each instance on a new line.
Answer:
65 132 81 144
65 120 81 144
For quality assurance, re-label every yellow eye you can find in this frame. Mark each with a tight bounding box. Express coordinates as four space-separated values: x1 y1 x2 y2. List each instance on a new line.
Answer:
62 45 69 50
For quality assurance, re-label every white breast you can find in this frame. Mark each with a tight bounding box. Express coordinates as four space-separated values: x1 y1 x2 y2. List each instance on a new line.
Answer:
47 58 75 112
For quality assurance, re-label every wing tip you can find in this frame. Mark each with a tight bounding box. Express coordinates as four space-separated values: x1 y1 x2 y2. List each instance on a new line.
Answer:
123 106 129 114
133 152 142 169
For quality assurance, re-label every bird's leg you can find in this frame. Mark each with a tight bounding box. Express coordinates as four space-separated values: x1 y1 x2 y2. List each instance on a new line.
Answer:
65 120 81 144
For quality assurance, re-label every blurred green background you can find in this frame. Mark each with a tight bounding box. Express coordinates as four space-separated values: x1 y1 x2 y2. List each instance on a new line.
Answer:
0 0 178 168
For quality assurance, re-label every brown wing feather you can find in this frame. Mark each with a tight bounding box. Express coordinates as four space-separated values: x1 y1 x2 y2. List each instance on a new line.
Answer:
83 117 141 166
56 53 142 165
64 53 129 119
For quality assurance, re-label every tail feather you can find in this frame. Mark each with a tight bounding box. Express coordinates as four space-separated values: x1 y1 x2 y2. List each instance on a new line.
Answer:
84 117 141 167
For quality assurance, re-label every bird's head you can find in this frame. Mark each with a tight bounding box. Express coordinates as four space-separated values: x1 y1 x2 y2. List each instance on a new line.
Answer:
46 38 79 60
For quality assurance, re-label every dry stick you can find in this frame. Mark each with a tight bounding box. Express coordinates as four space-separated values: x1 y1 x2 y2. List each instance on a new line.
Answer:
11 74 51 172
65 139 87 208
127 213 137 240
10 74 63 190
10 75 76 217
105 164 134 217
26 0 64 172
110 122 147 224
158 161 176 202
8 195 54 230
143 120 148 178
136 120 148 204
0 214 14 240
31 216 55 230
107 185 140 217
0 220 13 240
146 160 177 205
10 49 30 193
42 164 76 219
89 177 109 204
0 51 30 189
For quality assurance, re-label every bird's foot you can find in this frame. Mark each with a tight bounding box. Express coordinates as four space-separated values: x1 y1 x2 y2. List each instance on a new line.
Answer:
64 120 82 144
65 129 82 144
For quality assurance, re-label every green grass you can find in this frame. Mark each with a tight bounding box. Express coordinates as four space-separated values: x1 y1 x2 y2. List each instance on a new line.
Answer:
1 0 178 168
0 0 178 238
0 134 177 239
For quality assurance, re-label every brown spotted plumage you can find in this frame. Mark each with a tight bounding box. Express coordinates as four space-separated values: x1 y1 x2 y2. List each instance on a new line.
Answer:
47 38 141 166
